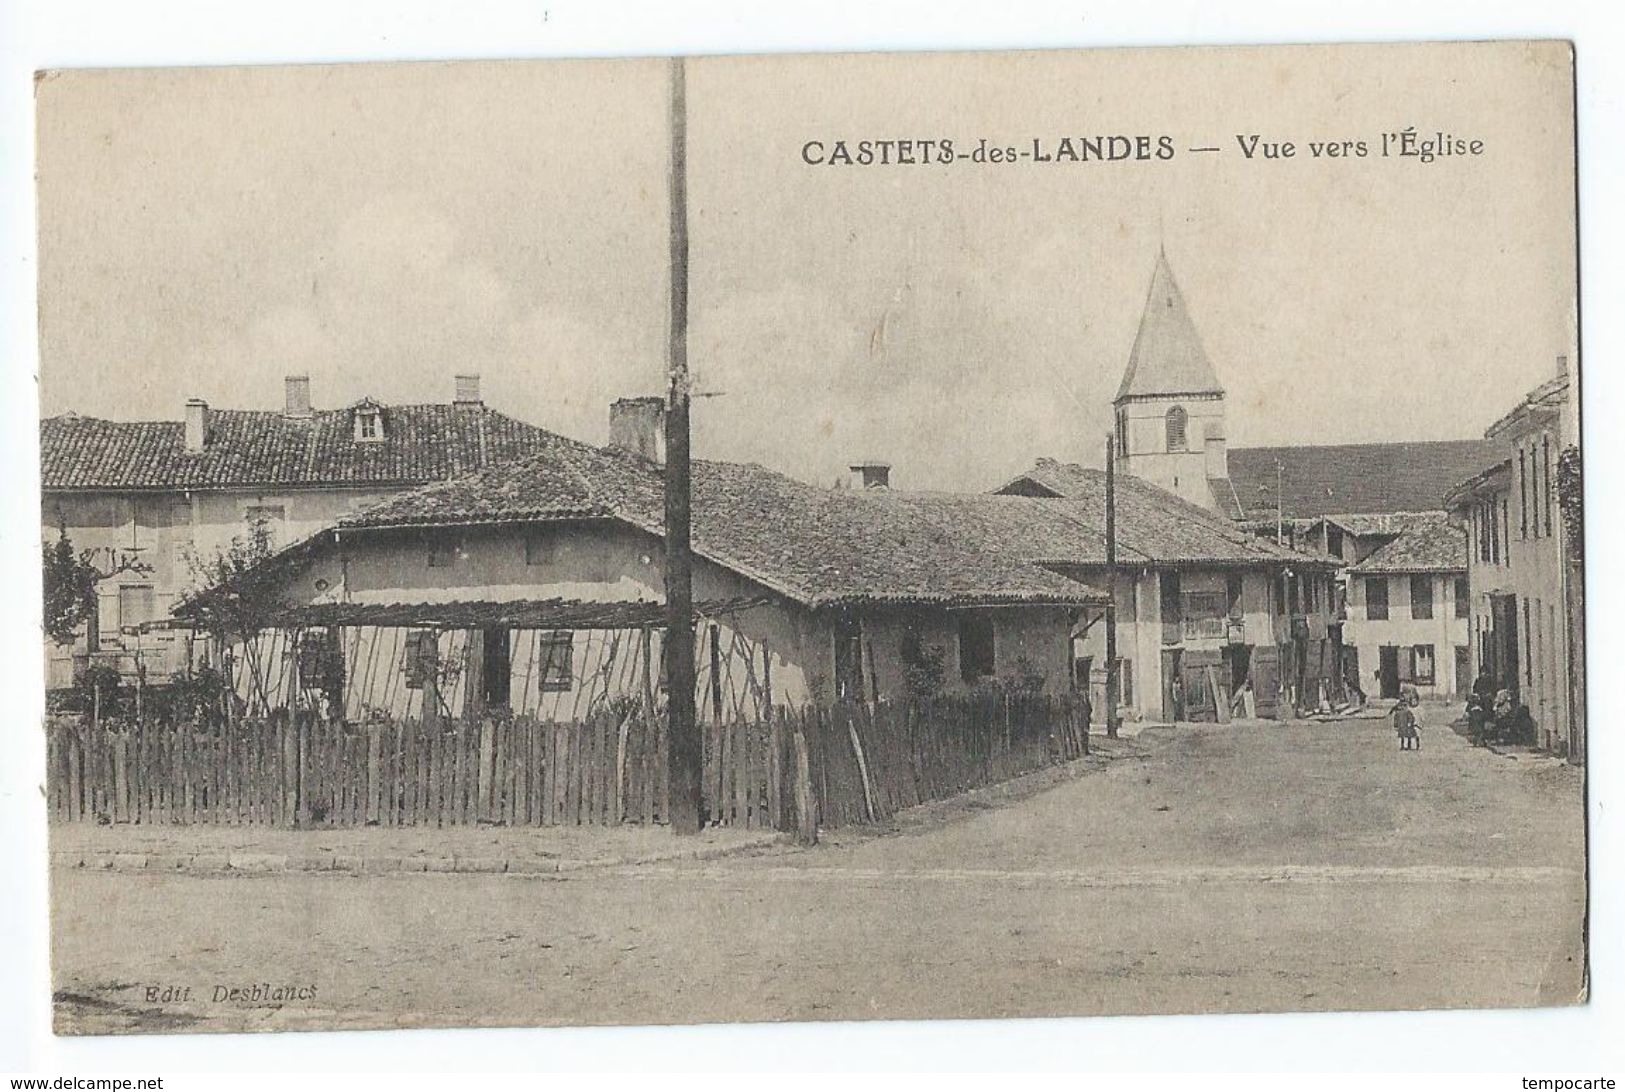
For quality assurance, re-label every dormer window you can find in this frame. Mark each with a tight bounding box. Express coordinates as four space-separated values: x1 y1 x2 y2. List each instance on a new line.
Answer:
355 407 383 443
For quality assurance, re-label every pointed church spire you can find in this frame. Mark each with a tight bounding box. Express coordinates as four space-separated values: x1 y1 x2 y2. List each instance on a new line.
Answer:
1114 250 1224 403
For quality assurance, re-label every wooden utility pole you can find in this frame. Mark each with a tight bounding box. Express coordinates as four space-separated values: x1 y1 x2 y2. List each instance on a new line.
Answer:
664 56 703 835
1104 434 1118 739
1275 459 1284 546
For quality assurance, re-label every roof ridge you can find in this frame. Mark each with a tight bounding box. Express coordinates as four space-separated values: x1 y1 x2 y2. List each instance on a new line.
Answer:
41 399 569 492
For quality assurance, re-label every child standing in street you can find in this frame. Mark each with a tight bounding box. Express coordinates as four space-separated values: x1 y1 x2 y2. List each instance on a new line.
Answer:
1393 697 1420 751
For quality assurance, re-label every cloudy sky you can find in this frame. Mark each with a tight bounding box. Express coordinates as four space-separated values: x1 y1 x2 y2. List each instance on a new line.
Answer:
36 43 1575 491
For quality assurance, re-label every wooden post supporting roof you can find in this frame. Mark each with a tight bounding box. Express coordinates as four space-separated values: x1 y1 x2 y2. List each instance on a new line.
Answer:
664 55 703 835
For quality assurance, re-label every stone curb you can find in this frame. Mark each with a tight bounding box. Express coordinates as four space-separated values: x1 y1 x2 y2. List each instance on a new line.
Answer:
49 833 783 877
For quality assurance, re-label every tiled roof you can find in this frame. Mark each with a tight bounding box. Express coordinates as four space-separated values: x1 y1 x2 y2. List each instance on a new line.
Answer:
1486 370 1570 439
992 459 1328 568
40 403 555 491
1348 513 1467 574
1115 251 1224 402
1443 458 1513 510
1227 440 1504 520
340 449 1108 609
329 438 1336 611
686 464 1105 608
340 428 655 527
1316 512 1444 538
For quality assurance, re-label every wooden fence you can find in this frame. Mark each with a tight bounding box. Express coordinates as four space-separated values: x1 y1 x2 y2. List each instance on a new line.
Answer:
45 692 1088 833
802 692 1089 828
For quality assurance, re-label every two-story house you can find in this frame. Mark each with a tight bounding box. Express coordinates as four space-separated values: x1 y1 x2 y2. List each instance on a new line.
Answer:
1446 360 1582 760
1341 513 1470 699
40 373 555 686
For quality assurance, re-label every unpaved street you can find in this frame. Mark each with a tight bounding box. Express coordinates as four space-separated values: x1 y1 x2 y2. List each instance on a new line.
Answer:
51 714 1586 1032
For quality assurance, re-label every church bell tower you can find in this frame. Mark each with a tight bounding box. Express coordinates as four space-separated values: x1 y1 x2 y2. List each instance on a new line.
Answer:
1113 250 1232 513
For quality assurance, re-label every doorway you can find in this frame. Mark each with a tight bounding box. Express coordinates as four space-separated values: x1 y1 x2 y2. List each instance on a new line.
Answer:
1378 645 1401 700
1225 644 1252 694
833 615 864 700
1072 652 1093 693
1161 648 1183 721
1489 593 1520 694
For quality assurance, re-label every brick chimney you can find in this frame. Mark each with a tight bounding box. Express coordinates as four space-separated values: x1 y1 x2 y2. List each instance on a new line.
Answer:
454 374 482 405
608 397 666 465
284 374 312 418
850 461 891 490
184 398 209 453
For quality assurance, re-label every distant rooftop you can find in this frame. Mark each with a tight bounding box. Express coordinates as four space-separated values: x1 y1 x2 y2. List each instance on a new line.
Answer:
1348 513 1467 574
1226 440 1504 521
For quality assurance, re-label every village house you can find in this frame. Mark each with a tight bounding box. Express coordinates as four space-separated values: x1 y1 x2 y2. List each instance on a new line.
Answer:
1342 513 1470 700
40 373 555 686
993 459 1337 721
1445 361 1583 762
194 401 1113 723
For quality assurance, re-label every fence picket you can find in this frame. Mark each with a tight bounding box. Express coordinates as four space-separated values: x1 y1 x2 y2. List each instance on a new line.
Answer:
567 720 582 825
532 719 545 826
581 717 596 825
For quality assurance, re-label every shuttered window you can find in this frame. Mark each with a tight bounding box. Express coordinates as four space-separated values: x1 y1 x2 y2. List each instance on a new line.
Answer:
1165 406 1188 452
1366 577 1389 621
1519 449 1529 539
538 631 574 693
117 584 156 629
1410 574 1433 620
402 630 438 690
1544 435 1554 536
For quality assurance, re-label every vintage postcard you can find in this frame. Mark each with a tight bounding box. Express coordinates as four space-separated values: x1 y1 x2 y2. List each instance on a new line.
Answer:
35 40 1584 1035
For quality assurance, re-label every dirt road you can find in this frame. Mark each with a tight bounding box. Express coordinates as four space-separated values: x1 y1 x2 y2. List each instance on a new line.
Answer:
51 713 1586 1032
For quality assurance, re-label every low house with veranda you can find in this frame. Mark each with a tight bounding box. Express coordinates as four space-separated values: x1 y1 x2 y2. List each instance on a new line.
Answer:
197 404 1113 723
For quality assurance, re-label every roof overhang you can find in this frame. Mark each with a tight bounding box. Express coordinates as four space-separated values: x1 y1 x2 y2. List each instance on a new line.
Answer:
1113 390 1225 404
195 596 774 631
1443 458 1513 511
811 592 1107 611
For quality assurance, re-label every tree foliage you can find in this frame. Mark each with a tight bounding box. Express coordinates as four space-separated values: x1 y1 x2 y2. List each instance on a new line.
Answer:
182 518 288 715
182 517 285 643
1557 444 1582 560
41 525 151 646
